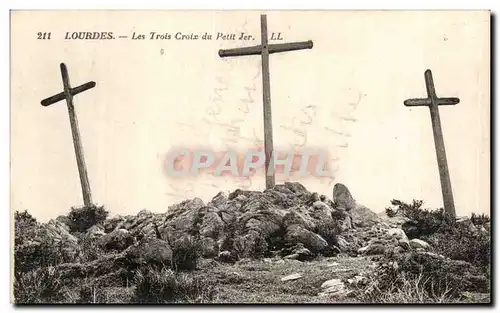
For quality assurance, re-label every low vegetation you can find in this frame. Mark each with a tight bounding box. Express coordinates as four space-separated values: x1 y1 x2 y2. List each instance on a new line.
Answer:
356 199 491 303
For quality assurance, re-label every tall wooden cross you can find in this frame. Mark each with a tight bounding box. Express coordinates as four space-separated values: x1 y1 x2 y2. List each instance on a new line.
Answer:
41 63 96 207
404 69 459 218
218 14 313 189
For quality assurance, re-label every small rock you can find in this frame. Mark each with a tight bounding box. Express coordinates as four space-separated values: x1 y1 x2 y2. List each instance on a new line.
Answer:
365 243 386 255
218 250 236 264
347 275 366 285
309 192 321 203
313 201 330 211
235 194 247 202
321 278 344 289
378 222 390 229
281 273 303 282
357 245 370 254
393 246 405 254
86 225 105 239
336 236 350 251
410 238 431 250
398 239 411 250
283 253 299 260
387 228 409 241
468 223 478 233
327 262 339 267
358 243 386 255
283 245 314 262
319 278 345 296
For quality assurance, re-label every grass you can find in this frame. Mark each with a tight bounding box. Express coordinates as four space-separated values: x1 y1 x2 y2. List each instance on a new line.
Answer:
354 272 456 304
191 255 373 303
134 266 215 303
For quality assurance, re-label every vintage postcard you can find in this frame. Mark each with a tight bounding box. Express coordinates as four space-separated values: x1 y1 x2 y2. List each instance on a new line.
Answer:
10 10 490 304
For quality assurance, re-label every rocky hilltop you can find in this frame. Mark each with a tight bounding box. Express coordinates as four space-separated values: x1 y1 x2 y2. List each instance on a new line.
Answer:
14 182 491 304
29 182 384 263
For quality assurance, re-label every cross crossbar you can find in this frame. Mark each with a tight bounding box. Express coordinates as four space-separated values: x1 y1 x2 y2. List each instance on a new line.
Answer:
404 97 459 107
41 81 96 106
219 40 313 57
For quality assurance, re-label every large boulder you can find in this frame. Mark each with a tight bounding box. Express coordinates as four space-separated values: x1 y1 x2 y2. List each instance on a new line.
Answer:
285 224 328 253
332 183 356 211
41 219 78 244
38 219 80 256
124 238 172 268
350 204 381 227
99 229 135 252
199 211 224 238
103 215 126 233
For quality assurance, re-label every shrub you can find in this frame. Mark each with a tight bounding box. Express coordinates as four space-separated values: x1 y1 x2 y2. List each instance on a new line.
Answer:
67 205 109 233
14 266 66 304
15 210 37 227
389 199 454 237
387 199 491 273
359 251 489 300
385 207 397 218
76 233 106 263
133 266 214 303
14 210 39 273
14 210 38 246
425 222 490 270
470 213 490 226
170 236 202 271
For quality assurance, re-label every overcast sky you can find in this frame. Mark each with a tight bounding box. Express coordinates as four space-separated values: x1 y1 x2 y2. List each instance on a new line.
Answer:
11 10 490 221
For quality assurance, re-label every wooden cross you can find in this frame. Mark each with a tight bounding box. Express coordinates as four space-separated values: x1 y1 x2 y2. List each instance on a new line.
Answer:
41 63 96 207
218 14 313 189
404 69 459 218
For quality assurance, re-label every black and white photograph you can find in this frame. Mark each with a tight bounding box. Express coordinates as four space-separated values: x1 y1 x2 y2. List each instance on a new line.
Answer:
9 10 491 304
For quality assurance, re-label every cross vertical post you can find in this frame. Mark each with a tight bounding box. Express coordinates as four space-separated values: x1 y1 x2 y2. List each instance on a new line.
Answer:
260 15 274 190
41 63 96 207
218 14 314 190
404 69 459 218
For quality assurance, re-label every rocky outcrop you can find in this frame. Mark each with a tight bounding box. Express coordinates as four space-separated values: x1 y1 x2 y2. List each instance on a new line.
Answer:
89 182 353 260
27 182 367 265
